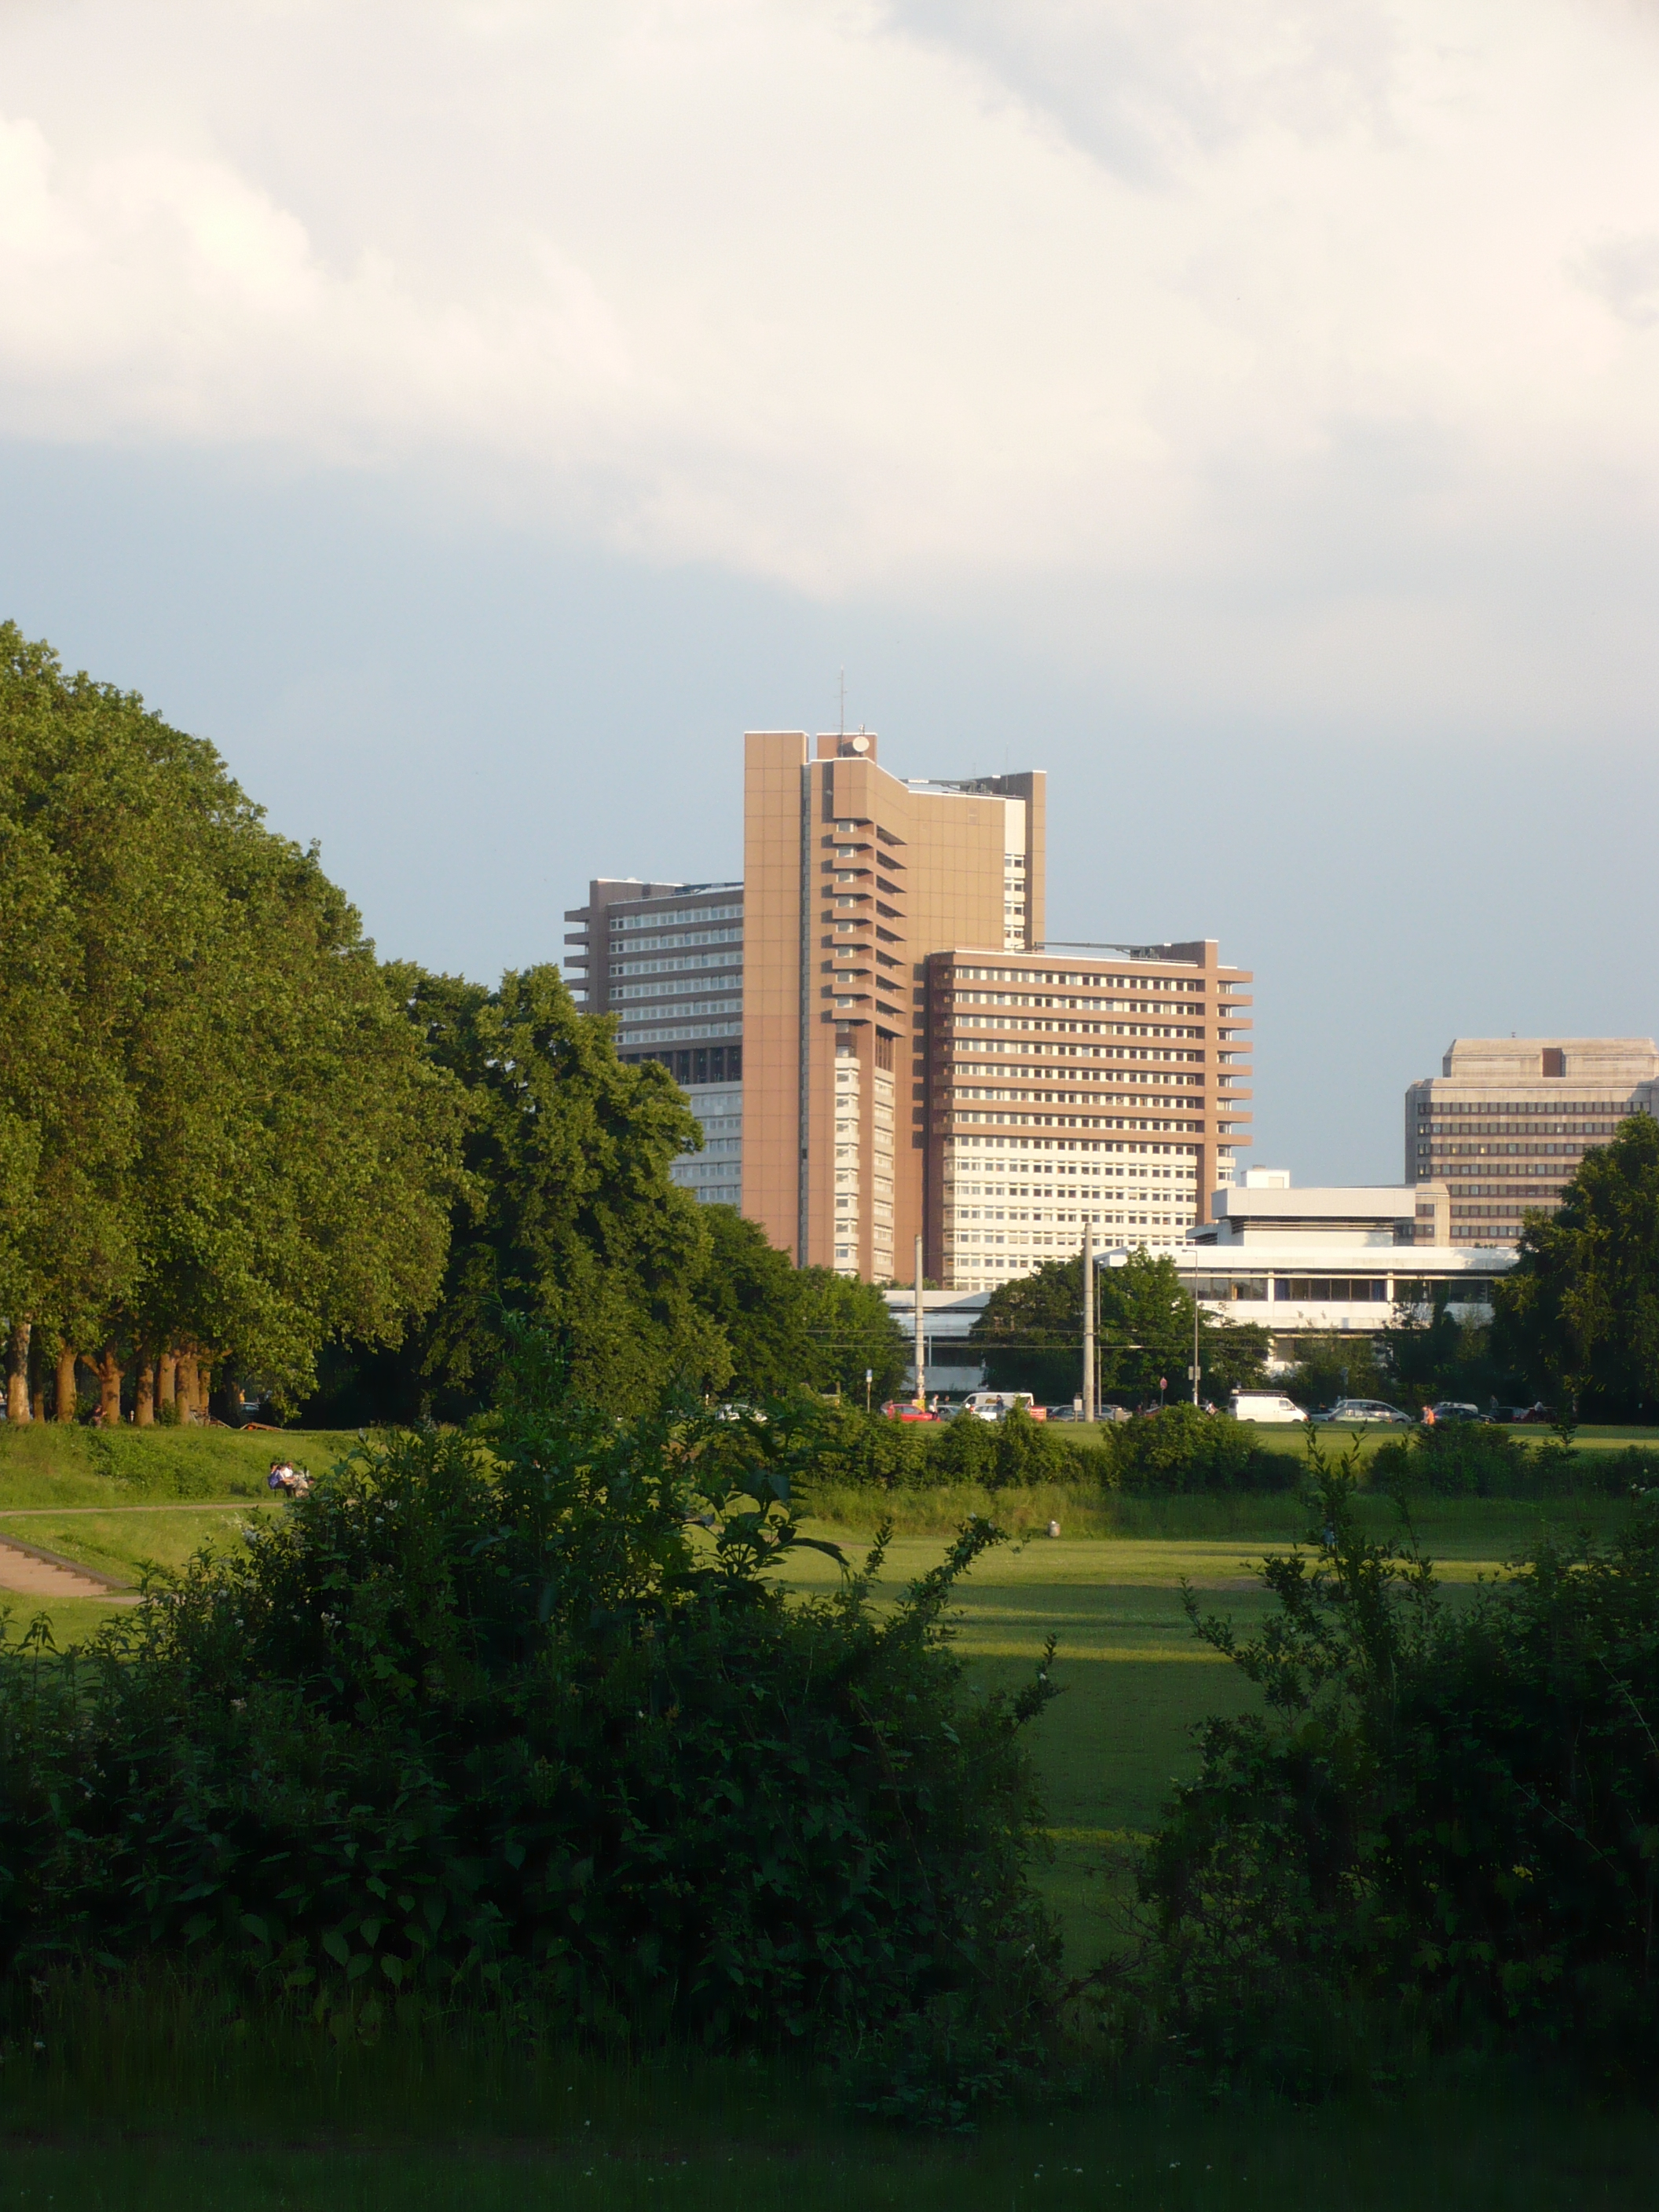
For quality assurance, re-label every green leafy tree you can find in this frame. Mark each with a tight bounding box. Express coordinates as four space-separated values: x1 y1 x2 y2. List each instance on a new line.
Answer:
970 1258 1087 1401
0 621 466 1419
397 962 731 1417
1278 1331 1390 1411
1126 1437 1659 2088
691 1206 811 1400
1494 1112 1659 1418
796 1267 910 1404
972 1251 1267 1405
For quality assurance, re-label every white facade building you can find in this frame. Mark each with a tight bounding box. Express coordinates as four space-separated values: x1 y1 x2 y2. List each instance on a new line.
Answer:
1170 1168 1514 1363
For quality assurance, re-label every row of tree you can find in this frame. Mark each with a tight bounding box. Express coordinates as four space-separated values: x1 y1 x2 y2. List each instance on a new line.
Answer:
1 624 905 1426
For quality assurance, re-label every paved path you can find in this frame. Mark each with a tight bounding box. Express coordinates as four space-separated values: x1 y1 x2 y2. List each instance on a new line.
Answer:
0 1503 273 1515
0 1533 141 1602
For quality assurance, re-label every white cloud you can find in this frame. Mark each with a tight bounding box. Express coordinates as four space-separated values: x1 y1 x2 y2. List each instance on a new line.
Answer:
1 0 1657 726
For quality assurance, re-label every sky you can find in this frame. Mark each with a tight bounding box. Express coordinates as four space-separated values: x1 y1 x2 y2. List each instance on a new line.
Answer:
2 0 1657 1184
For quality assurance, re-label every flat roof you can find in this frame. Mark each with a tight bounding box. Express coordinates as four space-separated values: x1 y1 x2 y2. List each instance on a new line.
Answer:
1213 1186 1415 1221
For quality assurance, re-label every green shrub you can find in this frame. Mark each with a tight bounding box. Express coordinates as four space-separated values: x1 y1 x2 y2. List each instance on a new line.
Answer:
1113 1434 1659 2091
803 1399 932 1488
800 1403 1093 1492
1099 1405 1291 1495
1370 1420 1532 1497
0 1331 1060 2063
1371 1426 1659 1500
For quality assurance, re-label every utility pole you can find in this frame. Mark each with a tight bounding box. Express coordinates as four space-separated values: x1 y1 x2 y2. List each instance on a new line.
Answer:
1082 1218 1095 1425
913 1234 926 1411
1192 1263 1201 1406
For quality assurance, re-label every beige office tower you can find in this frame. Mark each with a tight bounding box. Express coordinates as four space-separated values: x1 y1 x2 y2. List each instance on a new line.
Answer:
741 731 1045 1279
925 943 1254 1289
1405 1037 1659 1247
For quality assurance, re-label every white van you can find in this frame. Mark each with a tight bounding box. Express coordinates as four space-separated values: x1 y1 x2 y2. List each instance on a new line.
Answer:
962 1390 1046 1423
1230 1390 1307 1425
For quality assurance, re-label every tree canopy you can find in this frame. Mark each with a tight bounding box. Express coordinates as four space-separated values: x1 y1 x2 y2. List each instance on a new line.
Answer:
388 962 731 1419
0 621 466 1416
971 1249 1269 1404
1494 1111 1659 1419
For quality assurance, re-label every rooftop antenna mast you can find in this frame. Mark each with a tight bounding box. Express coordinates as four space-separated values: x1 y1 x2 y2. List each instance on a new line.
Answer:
838 668 845 738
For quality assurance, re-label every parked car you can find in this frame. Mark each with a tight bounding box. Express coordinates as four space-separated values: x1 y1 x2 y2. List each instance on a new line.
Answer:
1426 1401 1487 1425
960 1390 1046 1423
1230 1390 1308 1425
1317 1397 1412 1426
881 1401 939 1423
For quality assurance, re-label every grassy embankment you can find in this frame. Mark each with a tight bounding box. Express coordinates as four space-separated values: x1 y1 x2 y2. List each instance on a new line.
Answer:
0 1422 361 1644
3 1421 1656 2202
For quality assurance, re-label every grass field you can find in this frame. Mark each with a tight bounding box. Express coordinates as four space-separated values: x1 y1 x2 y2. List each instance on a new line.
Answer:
4 1423 1657 2201
3 2009 1657 2210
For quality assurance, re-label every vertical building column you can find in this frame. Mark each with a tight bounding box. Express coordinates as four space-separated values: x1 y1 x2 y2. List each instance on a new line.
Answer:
740 732 810 1259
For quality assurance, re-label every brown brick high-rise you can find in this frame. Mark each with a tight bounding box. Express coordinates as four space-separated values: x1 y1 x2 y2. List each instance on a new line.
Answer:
741 731 1045 1279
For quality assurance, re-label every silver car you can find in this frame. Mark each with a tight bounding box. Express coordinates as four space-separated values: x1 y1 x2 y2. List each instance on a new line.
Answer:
1320 1397 1412 1426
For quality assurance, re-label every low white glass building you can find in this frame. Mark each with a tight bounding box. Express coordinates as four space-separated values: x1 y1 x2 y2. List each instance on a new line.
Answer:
1153 1169 1515 1366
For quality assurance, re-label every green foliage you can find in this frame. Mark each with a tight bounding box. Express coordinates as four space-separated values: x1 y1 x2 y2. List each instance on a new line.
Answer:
0 1330 1060 2063
794 1266 910 1404
971 1259 1088 1401
1277 1331 1390 1409
970 1251 1266 1405
1112 1429 1659 2091
690 1207 810 1401
0 621 465 1403
1370 1424 1659 1500
1098 1405 1291 1496
392 964 730 1418
1495 1112 1659 1419
1380 1292 1515 1413
802 1403 1082 1495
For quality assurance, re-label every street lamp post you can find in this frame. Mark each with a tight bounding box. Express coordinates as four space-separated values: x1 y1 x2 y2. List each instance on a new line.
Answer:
913 1234 926 1412
1191 1254 1201 1407
1082 1218 1095 1425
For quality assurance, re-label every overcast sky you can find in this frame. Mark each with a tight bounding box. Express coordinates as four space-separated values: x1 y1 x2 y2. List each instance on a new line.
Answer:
3 0 1657 1183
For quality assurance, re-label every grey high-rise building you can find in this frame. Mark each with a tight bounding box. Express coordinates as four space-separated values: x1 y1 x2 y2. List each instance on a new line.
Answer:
563 878 744 1207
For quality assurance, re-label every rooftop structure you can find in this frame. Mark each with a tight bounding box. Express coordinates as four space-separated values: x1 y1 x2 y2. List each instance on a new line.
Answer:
1174 1172 1508 1361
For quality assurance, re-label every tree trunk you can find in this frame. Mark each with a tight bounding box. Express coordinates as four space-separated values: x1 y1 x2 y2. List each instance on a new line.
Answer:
56 1345 79 1423
5 1319 31 1424
158 1350 177 1419
95 1346 124 1426
178 1351 200 1425
199 1362 214 1422
134 1357 156 1426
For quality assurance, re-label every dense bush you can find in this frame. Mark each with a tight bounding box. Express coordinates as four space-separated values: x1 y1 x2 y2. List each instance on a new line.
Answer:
1371 1425 1659 1500
0 1333 1059 2061
1097 1405 1292 1495
1111 1435 1659 2093
804 1402 1083 1493
801 1402 1291 1498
